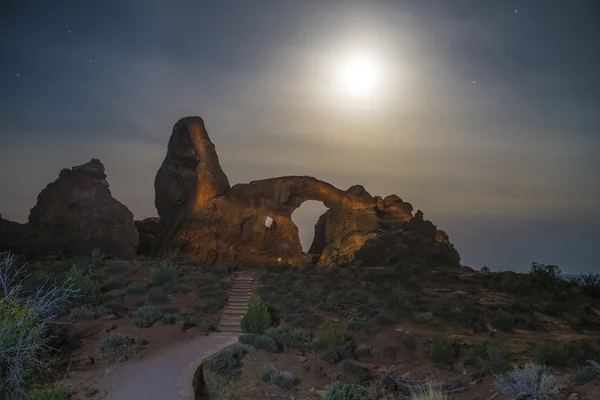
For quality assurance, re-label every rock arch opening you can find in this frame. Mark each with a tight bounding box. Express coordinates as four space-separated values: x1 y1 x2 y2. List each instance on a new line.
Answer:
290 200 328 255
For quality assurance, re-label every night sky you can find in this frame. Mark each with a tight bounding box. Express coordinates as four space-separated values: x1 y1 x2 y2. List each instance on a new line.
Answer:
1 1 599 273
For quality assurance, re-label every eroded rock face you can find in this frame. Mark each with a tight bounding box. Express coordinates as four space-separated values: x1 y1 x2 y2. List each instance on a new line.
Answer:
153 116 460 267
0 159 138 256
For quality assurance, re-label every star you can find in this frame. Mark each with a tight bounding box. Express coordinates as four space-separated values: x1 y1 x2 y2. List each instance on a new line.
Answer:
68 103 71 107
514 9 518 13
89 59 92 63
472 80 476 84
16 73 19 77
68 30 72 34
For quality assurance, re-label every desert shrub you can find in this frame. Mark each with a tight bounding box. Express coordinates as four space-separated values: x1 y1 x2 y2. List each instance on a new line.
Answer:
263 370 295 390
325 382 370 400
0 252 78 399
314 327 351 350
65 264 100 304
575 273 600 298
465 340 508 379
126 282 149 294
430 338 456 366
198 296 227 313
161 313 176 325
286 312 323 329
101 299 124 313
542 302 567 316
409 383 447 400
96 305 112 316
320 345 353 364
339 359 366 381
147 290 169 304
264 328 310 350
131 305 163 327
384 293 413 316
151 261 178 286
374 313 396 326
84 386 99 397
456 311 488 333
162 281 189 293
403 333 417 351
106 276 132 290
71 305 95 322
496 363 563 399
346 319 367 333
241 295 272 334
176 314 188 326
534 339 600 367
104 261 128 274
356 346 372 359
204 344 247 376
100 333 142 362
29 386 69 400
490 310 515 332
507 298 531 314
529 262 561 284
239 333 280 352
189 314 211 331
570 365 598 386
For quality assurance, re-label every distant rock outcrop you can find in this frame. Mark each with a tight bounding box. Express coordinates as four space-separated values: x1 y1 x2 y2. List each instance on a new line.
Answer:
151 116 460 267
0 159 138 256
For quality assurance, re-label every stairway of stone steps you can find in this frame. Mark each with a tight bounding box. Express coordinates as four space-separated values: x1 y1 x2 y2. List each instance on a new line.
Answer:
216 269 261 334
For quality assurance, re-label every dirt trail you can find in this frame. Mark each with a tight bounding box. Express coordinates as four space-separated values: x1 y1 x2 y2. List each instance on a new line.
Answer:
100 269 260 400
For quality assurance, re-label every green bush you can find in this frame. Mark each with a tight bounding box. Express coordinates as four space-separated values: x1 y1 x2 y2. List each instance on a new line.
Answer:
355 346 372 360
84 387 99 397
314 327 351 350
132 305 163 327
346 320 367 333
575 273 600 298
66 264 101 304
529 262 561 284
148 290 169 304
571 365 598 386
490 310 515 332
239 333 280 352
430 338 456 366
402 333 416 351
241 295 272 334
534 340 600 367
29 386 69 400
339 359 366 381
320 345 352 364
71 305 95 322
264 328 310 350
204 344 247 376
126 282 149 294
465 340 508 379
374 313 396 326
100 333 142 362
151 261 178 286
106 276 132 290
325 382 370 400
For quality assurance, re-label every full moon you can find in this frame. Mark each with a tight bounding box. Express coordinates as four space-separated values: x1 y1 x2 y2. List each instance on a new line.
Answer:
338 54 382 97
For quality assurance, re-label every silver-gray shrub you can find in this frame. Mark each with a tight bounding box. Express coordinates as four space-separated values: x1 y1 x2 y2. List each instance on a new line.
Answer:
0 252 79 399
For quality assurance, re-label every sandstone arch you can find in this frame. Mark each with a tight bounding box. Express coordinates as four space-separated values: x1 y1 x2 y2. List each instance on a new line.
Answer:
152 116 460 268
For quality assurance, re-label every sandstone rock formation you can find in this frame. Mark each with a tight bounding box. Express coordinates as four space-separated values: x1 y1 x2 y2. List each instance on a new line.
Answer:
152 116 460 267
0 159 138 256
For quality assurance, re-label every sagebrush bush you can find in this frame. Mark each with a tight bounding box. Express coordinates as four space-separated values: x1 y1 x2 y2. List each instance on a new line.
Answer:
71 305 95 322
239 333 280 352
570 365 598 386
241 295 272 334
534 339 600 367
204 344 247 376
430 338 456 366
320 345 353 364
126 282 149 294
313 327 351 350
151 261 178 286
374 313 396 326
264 370 295 390
339 359 366 381
325 382 370 400
575 273 600 298
29 386 70 400
100 333 142 362
465 340 508 379
496 363 563 399
403 333 417 351
147 290 169 304
132 305 163 327
0 252 78 399
264 328 310 350
106 276 132 290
